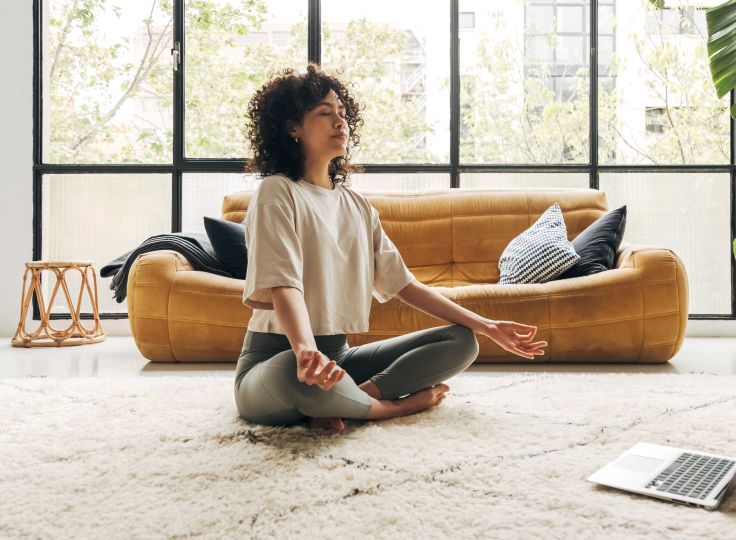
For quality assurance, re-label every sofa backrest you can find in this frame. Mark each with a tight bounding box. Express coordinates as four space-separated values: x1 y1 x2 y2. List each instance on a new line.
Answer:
222 187 609 286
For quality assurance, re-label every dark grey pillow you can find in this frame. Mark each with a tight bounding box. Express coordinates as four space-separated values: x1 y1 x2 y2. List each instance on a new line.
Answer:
498 203 580 284
555 205 627 280
203 216 247 280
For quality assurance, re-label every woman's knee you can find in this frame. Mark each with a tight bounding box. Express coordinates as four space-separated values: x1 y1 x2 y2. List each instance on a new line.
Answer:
449 324 480 363
236 366 304 426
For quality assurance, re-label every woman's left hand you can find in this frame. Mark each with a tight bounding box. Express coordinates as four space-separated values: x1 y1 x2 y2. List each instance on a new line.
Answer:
475 318 547 360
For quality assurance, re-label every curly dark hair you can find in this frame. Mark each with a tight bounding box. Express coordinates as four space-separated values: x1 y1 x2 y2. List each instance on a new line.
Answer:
244 63 364 187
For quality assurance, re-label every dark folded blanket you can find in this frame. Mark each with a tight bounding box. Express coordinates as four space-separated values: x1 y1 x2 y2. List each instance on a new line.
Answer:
100 232 232 303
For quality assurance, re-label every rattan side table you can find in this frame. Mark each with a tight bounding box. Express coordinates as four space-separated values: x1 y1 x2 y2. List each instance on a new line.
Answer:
11 261 106 347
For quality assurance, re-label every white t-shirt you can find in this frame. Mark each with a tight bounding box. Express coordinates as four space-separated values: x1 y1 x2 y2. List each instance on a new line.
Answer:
241 174 416 335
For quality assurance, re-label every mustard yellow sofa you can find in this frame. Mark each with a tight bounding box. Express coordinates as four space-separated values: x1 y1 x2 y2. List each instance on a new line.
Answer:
127 187 688 364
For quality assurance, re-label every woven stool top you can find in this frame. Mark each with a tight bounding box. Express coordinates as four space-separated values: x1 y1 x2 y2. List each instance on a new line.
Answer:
25 261 93 269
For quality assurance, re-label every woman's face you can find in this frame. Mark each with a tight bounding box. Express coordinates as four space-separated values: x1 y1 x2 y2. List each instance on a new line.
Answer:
291 89 349 161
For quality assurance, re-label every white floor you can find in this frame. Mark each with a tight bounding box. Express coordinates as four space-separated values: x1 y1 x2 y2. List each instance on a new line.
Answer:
1 336 735 378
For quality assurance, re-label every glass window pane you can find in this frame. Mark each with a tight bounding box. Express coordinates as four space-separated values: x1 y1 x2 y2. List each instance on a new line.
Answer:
599 173 731 315
527 5 554 34
556 35 584 65
42 174 172 315
459 12 475 29
322 0 450 164
557 6 583 34
348 173 449 191
461 173 589 189
598 35 614 70
43 1 173 164
461 0 589 164
600 2 728 164
182 173 260 234
185 0 307 159
599 5 615 35
526 35 554 63
555 76 582 102
691 9 707 36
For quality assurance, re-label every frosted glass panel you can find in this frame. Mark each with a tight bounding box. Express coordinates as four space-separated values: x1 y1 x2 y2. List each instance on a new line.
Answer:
42 174 171 314
461 173 589 189
182 173 261 233
348 173 450 192
599 172 730 315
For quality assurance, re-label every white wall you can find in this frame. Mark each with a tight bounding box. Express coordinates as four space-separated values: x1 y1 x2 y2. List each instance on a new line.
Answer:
1 1 34 338
0 2 733 338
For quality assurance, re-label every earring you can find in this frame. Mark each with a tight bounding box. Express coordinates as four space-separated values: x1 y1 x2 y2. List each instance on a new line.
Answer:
294 136 299 143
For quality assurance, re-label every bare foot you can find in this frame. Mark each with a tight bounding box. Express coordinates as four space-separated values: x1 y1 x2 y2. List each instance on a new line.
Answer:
394 383 450 416
308 416 346 435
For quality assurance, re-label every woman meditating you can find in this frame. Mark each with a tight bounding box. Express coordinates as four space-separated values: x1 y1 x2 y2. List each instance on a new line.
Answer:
235 63 547 435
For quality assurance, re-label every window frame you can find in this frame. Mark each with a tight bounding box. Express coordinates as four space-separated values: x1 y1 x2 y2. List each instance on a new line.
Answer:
32 0 736 320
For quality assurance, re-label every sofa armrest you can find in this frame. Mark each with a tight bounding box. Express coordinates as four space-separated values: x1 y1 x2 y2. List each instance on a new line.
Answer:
127 250 250 362
614 240 635 269
126 250 195 361
614 242 689 361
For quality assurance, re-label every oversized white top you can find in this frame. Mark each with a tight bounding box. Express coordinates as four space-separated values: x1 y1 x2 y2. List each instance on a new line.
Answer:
241 174 416 335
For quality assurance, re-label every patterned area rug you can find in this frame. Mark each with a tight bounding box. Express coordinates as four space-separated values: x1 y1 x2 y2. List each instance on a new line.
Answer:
1 373 735 539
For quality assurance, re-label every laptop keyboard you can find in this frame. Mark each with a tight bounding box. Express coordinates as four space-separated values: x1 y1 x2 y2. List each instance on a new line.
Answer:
645 452 735 500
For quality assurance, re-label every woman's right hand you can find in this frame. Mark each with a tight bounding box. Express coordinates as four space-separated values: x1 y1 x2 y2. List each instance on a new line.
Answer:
296 348 346 391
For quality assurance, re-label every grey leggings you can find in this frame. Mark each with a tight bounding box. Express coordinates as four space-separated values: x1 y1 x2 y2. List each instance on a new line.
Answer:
233 324 480 426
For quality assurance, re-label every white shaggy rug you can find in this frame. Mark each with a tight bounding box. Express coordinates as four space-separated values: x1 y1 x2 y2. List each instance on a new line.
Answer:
1 373 735 539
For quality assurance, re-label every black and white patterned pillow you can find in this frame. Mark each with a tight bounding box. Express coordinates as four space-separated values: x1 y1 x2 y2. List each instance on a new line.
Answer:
498 203 580 284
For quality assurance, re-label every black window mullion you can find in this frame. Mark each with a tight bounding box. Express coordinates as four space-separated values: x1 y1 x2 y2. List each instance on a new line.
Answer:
33 0 41 166
36 164 175 173
32 0 42 264
309 0 320 64
450 0 459 188
32 0 42 322
172 170 182 234
590 0 598 190
31 169 42 322
173 0 184 232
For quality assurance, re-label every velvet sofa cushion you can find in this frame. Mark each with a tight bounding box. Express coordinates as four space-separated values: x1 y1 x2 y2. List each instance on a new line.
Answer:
555 205 627 280
203 216 248 280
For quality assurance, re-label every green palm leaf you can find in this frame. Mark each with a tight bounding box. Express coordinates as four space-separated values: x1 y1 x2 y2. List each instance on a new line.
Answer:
706 0 736 99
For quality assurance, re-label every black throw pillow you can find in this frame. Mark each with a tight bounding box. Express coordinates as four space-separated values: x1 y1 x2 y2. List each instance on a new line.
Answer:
555 205 627 280
203 216 248 280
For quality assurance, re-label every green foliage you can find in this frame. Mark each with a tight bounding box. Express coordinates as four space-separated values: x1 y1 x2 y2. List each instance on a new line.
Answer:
459 23 592 164
47 0 729 166
48 0 174 163
322 19 438 163
183 0 275 158
459 0 728 165
48 0 435 163
627 5 729 164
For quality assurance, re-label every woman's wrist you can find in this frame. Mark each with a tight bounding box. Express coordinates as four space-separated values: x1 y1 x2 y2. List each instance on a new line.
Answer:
294 343 317 357
469 316 496 333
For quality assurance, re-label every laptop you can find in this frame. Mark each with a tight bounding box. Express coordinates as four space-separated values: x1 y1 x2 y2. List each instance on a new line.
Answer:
587 442 736 511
